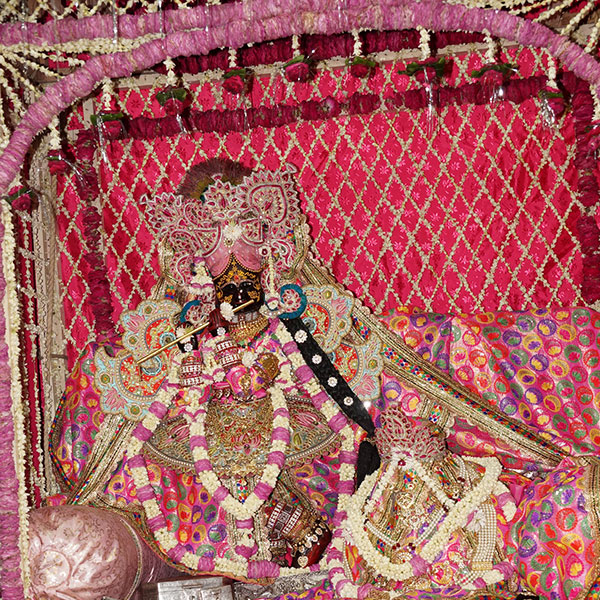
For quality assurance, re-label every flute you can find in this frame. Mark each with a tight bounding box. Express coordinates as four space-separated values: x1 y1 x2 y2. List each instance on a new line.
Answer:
136 299 254 365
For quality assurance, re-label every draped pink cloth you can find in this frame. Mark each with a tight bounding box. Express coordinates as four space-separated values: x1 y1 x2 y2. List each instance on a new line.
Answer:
28 506 179 600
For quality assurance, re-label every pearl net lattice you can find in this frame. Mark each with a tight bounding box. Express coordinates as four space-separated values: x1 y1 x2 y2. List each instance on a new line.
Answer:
39 46 587 380
49 49 587 371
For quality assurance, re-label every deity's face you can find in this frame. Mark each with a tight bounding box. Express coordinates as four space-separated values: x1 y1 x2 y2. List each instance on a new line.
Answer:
213 255 264 313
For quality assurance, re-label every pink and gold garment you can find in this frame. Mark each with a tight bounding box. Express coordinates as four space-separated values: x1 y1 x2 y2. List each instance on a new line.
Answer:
374 306 600 600
49 328 348 579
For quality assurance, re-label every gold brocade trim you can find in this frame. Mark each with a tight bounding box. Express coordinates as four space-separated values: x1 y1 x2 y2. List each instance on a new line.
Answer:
67 415 137 505
580 464 600 600
301 258 569 468
142 395 339 475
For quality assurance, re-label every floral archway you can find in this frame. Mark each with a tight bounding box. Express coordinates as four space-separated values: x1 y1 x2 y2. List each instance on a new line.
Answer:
2 0 600 598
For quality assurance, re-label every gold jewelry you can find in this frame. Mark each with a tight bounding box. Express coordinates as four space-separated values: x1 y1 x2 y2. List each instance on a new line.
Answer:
229 314 268 344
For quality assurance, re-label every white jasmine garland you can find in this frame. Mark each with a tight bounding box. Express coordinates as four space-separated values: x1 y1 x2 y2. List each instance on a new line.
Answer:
237 530 255 547
585 20 600 53
418 26 431 60
288 351 304 370
305 379 321 397
482 569 504 584
352 30 362 57
483 29 496 64
291 34 300 56
143 500 161 519
403 455 455 510
228 47 237 69
593 87 600 122
546 50 558 89
164 57 178 87
100 77 114 111
49 116 61 150
2 201 30 592
181 553 200 569
220 302 235 321
341 454 502 584
272 414 288 428
320 401 338 421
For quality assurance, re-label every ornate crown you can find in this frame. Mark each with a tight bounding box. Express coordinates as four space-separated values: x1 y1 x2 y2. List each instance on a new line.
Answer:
143 164 302 290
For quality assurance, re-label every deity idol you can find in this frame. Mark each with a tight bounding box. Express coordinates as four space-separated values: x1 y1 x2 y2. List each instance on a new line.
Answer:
36 161 369 598
31 161 600 600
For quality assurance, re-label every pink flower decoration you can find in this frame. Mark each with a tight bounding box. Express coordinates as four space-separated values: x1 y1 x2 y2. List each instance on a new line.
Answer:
222 68 253 95
350 63 370 78
471 62 518 86
540 87 566 117
163 98 185 116
99 119 124 140
415 65 439 84
11 194 31 212
481 69 505 87
75 130 98 162
47 150 71 175
156 87 192 115
223 74 246 95
348 57 377 79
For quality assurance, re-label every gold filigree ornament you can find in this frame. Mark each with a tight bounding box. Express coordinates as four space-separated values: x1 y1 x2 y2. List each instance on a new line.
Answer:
302 284 384 403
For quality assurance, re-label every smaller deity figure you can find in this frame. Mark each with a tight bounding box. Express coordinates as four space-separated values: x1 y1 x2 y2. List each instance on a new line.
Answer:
335 402 517 597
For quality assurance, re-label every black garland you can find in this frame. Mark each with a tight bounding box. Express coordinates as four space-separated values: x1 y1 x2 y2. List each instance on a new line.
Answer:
281 317 380 483
282 317 375 435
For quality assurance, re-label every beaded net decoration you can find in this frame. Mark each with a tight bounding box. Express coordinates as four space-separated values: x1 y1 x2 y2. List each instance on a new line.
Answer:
47 49 587 372
12 43 595 501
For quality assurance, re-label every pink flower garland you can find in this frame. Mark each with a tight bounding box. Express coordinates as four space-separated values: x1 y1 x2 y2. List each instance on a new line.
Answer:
3 0 600 194
1 1 600 597
70 129 116 339
124 318 357 580
0 217 24 600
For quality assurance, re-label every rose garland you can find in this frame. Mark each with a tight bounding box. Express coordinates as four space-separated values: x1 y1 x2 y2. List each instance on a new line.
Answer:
0 202 29 599
124 317 358 580
4 0 600 195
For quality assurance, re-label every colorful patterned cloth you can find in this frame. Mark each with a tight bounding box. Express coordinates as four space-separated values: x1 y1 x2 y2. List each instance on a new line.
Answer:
48 304 600 599
378 306 600 599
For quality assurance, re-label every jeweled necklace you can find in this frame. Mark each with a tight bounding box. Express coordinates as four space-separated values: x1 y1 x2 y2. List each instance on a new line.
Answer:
229 313 268 345
182 367 291 557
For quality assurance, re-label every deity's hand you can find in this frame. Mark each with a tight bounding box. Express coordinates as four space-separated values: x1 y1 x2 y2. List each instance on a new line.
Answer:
207 307 229 337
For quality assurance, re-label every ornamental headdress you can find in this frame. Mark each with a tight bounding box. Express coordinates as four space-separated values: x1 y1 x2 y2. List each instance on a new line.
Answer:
144 162 303 315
